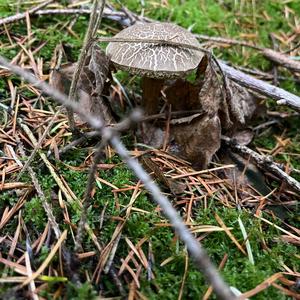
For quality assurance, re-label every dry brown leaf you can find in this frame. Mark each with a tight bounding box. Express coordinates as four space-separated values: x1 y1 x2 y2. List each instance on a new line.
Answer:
231 129 254 146
226 80 257 126
198 62 223 116
172 113 221 170
162 61 223 169
51 44 114 124
198 59 258 129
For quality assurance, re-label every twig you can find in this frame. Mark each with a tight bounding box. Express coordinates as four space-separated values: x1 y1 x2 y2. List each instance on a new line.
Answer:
222 135 300 193
97 36 210 53
195 34 263 51
56 110 204 156
0 55 235 300
58 131 101 155
74 140 107 252
0 0 54 26
219 62 300 111
230 65 300 84
0 57 104 129
33 5 152 26
16 135 61 240
67 0 106 132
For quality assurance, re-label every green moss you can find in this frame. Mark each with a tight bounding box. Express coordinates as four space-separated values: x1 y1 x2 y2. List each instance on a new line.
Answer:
24 197 47 231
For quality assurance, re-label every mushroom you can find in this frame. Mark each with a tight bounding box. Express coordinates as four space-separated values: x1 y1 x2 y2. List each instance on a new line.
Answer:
106 22 204 115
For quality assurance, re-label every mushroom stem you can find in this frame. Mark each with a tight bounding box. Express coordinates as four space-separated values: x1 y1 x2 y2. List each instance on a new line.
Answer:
141 77 164 115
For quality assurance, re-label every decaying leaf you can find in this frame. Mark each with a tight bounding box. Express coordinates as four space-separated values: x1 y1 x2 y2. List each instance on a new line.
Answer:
137 123 165 149
231 129 254 146
82 44 114 124
50 44 114 124
226 80 257 126
171 114 221 170
198 61 224 116
138 57 260 169
51 64 92 117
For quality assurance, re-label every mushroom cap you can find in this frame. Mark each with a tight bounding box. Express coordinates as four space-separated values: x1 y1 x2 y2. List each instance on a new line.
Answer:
106 22 203 78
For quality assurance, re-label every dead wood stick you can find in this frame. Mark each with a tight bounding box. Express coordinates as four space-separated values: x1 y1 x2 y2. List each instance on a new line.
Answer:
16 135 62 239
0 0 54 26
219 62 300 111
222 135 300 193
262 48 300 74
67 0 106 132
232 65 300 84
57 110 204 156
195 34 262 50
197 35 300 74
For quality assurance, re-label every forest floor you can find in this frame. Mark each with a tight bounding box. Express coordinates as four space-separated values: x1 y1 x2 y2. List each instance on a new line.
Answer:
0 1 300 299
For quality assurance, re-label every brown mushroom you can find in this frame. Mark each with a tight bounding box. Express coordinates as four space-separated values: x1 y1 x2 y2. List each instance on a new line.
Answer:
106 22 204 115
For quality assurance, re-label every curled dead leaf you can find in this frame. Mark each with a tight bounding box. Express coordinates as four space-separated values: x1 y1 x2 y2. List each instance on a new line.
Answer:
226 80 257 126
171 114 221 170
50 44 114 124
231 129 254 146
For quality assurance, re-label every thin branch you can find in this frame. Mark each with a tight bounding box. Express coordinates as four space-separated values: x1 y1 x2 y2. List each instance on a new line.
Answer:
222 135 300 193
16 135 62 240
74 140 107 252
0 56 104 130
67 0 106 132
0 0 54 26
58 131 101 155
195 34 263 50
0 54 235 300
219 62 300 111
57 110 204 156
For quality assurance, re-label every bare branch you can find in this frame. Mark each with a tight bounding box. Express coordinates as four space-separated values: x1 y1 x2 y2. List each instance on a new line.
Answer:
222 135 300 193
219 62 300 111
16 135 62 240
67 0 106 132
0 0 54 26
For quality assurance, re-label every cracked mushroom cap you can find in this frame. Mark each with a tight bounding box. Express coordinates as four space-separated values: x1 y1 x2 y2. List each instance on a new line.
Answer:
106 22 203 78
